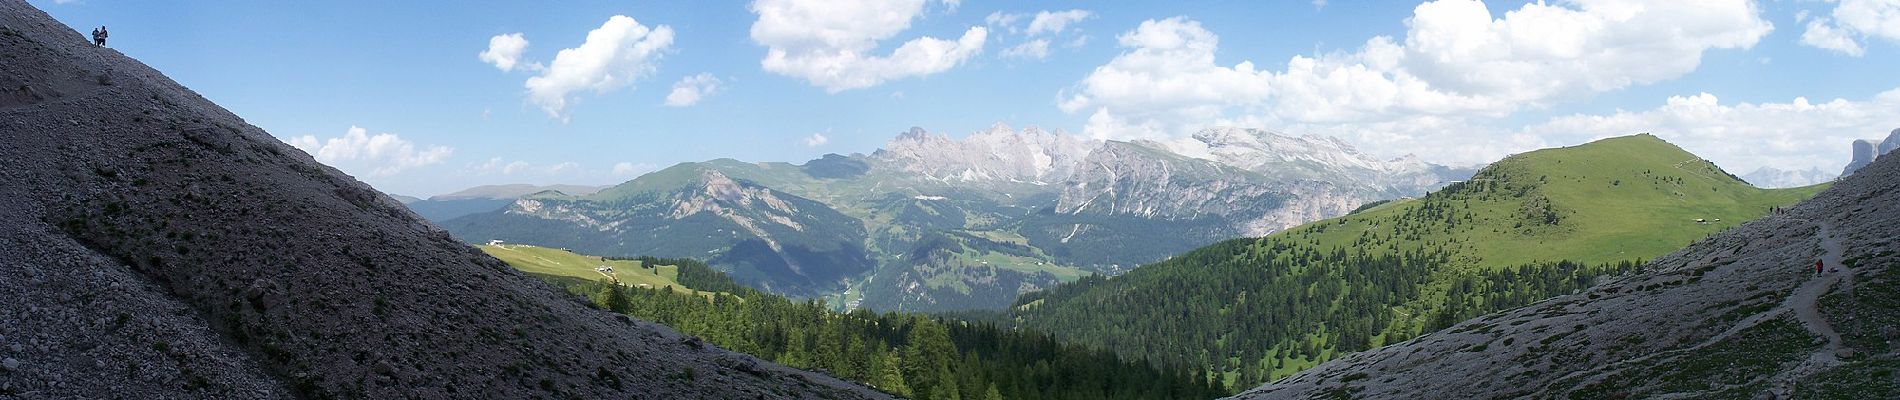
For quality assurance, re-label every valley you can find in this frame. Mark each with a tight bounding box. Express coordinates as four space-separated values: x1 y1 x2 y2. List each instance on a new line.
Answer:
490 245 1227 399
13 0 1896 398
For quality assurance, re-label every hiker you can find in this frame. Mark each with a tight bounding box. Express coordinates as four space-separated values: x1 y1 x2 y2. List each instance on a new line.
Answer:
93 25 107 46
1816 260 1825 275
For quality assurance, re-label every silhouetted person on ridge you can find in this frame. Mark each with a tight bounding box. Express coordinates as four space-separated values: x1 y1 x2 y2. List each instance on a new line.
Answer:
92 25 107 46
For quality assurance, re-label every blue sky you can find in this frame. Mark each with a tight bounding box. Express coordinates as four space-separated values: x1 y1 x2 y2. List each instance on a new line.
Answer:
31 0 1900 196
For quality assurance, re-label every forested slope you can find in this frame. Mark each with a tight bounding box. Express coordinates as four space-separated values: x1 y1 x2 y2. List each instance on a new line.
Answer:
1237 133 1900 400
1005 134 1824 389
520 256 1226 400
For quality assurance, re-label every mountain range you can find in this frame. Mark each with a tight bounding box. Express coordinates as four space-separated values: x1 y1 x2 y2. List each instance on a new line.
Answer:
401 184 607 222
438 124 1475 311
1742 166 1834 189
995 134 1825 390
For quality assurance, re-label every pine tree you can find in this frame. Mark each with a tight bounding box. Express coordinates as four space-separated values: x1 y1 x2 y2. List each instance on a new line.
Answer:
903 322 960 399
878 350 911 397
590 283 630 313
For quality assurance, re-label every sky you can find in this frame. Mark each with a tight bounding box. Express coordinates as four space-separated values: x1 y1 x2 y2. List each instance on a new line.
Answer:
30 0 1900 197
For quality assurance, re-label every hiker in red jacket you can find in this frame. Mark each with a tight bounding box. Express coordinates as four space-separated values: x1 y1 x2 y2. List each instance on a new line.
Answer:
1816 260 1825 275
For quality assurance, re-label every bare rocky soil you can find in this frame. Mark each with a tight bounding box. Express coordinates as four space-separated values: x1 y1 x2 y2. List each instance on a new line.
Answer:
0 1 887 398
1235 134 1900 398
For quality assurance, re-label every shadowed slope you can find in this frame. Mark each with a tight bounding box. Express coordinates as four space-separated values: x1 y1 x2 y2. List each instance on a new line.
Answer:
0 2 886 398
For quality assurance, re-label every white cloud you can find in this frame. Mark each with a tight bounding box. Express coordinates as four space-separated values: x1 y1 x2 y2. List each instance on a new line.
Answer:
664 73 723 107
749 0 987 92
1001 39 1051 59
470 157 592 176
479 33 530 72
1385 0 1769 111
1025 9 1092 36
612 162 656 176
1059 17 1273 140
1804 18 1868 56
1270 87 1900 172
1521 88 1900 174
1801 0 1900 55
985 12 1024 32
1312 0 1329 10
501 160 533 175
990 9 1092 62
289 126 452 176
804 132 830 147
1064 1 1773 141
1835 0 1900 40
524 16 675 120
545 162 581 174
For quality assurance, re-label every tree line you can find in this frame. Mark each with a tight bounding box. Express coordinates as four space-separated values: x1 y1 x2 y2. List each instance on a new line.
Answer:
546 257 1227 400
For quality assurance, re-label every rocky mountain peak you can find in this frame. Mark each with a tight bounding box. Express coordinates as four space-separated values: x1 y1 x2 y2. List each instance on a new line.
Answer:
874 125 1098 183
897 126 932 141
1743 165 1833 188
1163 127 1435 179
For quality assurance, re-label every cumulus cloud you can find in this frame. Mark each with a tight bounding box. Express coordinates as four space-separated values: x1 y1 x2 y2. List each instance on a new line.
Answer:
544 162 581 174
985 11 1024 32
468 157 591 176
749 0 986 92
664 73 722 107
1804 18 1867 56
1063 0 1773 141
289 126 452 176
804 132 830 147
1026 9 1092 36
990 9 1092 61
524 15 675 120
612 162 656 176
479 33 530 72
1001 39 1051 59
1521 89 1900 173
1801 0 1900 56
1059 17 1273 140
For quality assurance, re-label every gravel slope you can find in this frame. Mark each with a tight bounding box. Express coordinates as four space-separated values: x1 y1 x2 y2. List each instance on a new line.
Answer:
0 1 888 398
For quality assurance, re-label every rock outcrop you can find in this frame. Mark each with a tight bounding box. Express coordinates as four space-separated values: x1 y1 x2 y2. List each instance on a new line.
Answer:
1844 139 1880 176
1842 128 1900 177
1883 128 1900 156
0 1 886 398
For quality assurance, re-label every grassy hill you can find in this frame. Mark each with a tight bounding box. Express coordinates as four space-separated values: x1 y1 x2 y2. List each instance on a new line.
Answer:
1004 134 1827 390
478 243 717 298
